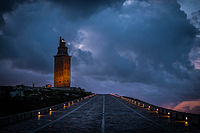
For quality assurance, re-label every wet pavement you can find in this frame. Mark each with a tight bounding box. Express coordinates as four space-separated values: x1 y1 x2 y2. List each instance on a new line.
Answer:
0 94 200 133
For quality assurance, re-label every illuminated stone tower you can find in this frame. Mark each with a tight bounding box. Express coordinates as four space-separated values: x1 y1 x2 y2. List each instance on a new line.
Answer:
54 37 71 88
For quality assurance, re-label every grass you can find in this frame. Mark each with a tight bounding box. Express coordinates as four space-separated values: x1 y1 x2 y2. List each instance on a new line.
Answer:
0 86 92 117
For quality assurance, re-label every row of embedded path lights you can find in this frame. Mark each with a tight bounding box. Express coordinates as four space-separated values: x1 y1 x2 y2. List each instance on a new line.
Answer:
111 93 200 126
0 94 96 127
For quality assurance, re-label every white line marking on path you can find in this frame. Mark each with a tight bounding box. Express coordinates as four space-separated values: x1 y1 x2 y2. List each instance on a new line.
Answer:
101 95 105 133
31 97 95 133
112 96 171 133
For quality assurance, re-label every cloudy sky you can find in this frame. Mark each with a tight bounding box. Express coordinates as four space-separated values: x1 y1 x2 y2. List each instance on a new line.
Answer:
0 0 200 114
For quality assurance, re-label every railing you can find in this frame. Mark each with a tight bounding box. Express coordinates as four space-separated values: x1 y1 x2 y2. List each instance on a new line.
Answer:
111 94 200 126
0 94 96 127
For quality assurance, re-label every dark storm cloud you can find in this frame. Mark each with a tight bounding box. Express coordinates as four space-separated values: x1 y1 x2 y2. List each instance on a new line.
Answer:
73 0 197 84
0 1 82 73
48 0 125 20
178 0 200 15
0 0 37 27
69 0 200 103
0 60 53 86
0 0 125 73
0 0 125 27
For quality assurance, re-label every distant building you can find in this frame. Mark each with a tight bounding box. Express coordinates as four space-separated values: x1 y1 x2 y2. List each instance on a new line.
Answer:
54 37 71 88
71 87 85 92
45 84 52 88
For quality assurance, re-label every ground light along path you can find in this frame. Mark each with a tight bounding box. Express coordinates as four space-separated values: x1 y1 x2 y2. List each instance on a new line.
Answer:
0 94 200 133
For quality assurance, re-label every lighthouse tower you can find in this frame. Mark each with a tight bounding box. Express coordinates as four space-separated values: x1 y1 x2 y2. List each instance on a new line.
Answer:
54 37 71 88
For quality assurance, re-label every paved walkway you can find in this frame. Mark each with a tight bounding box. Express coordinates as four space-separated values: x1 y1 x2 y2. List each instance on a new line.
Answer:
0 94 199 133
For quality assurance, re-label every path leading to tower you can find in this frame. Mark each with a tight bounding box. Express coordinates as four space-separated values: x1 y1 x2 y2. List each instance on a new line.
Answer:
0 94 199 133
